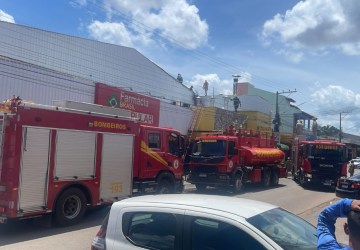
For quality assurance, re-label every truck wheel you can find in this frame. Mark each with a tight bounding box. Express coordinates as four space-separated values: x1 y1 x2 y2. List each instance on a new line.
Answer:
157 179 173 194
299 171 306 186
195 184 207 191
270 170 279 186
232 173 243 193
54 188 87 227
262 169 271 187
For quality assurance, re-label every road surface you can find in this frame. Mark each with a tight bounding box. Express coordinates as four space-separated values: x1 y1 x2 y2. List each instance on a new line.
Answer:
1 173 357 249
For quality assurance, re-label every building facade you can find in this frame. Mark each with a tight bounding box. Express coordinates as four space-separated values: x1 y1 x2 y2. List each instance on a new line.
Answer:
0 21 194 134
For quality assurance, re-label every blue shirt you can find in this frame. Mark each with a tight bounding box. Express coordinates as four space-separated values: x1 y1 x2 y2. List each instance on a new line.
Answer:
317 198 352 250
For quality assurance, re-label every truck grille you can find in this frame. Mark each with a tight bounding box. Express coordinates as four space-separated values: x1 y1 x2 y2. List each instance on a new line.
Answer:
193 165 218 173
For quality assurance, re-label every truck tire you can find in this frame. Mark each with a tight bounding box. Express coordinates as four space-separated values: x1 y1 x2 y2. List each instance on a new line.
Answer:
299 171 307 186
262 169 271 187
232 173 243 193
54 188 87 227
195 184 207 191
157 179 173 194
270 170 279 186
156 172 175 194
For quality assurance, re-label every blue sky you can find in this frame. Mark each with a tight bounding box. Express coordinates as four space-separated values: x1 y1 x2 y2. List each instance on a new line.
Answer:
1 0 360 134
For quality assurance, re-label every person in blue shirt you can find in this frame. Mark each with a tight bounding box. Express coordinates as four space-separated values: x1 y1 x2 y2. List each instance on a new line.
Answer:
317 198 360 250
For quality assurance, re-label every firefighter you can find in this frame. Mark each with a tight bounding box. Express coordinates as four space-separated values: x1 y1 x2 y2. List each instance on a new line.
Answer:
203 80 209 96
349 160 355 177
285 157 292 177
232 96 241 112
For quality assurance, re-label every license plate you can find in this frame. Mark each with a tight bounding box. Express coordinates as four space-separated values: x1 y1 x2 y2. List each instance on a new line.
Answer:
199 173 207 177
341 184 348 189
324 180 332 186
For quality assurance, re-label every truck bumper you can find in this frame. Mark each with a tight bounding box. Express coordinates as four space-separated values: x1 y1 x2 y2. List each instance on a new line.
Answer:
302 172 340 186
187 172 230 186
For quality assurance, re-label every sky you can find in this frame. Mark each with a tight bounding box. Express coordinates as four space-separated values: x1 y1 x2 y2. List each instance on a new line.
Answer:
1 0 360 135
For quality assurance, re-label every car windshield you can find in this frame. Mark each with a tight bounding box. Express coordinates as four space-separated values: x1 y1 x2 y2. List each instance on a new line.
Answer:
349 173 360 181
247 208 317 250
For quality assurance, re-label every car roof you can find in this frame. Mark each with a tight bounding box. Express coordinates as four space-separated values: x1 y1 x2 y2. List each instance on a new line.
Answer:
113 194 277 219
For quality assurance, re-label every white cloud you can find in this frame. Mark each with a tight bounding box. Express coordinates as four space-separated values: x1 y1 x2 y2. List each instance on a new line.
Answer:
311 85 360 111
311 85 360 134
87 21 133 47
87 0 208 49
69 0 88 8
262 0 360 59
277 49 304 63
0 10 15 23
189 74 232 96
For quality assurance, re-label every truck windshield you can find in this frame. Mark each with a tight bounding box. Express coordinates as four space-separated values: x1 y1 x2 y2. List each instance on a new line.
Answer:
307 144 346 162
192 140 226 156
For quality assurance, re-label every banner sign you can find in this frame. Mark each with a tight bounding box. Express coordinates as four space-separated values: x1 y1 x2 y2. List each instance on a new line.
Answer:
94 82 160 126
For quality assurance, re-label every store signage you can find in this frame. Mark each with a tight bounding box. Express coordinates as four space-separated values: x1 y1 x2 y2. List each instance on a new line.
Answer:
94 82 160 126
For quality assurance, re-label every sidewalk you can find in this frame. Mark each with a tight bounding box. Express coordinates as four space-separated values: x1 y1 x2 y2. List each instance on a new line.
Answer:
298 198 348 245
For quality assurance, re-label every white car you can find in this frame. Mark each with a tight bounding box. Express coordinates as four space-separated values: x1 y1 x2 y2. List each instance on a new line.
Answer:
350 159 360 169
91 194 317 250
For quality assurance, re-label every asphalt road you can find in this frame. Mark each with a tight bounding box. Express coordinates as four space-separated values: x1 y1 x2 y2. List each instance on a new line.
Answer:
1 171 358 249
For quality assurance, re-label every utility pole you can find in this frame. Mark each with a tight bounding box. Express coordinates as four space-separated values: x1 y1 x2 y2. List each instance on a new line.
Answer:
339 111 350 142
339 112 342 142
273 89 297 133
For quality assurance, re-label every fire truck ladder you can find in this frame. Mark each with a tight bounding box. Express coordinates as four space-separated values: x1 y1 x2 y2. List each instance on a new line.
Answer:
183 106 204 176
187 106 204 140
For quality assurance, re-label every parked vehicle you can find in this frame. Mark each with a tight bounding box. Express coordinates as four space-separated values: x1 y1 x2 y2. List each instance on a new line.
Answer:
351 159 360 169
0 99 184 226
291 136 348 187
336 173 360 199
91 194 317 250
187 126 286 192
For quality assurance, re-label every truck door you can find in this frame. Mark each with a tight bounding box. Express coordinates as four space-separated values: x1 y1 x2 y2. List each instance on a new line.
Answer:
18 127 50 212
165 132 182 176
140 130 167 179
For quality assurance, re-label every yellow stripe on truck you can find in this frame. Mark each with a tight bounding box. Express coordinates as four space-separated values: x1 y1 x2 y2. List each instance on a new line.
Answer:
141 141 168 167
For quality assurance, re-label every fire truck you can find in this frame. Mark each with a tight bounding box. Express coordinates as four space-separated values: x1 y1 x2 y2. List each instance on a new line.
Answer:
291 136 348 187
187 126 286 192
0 100 184 226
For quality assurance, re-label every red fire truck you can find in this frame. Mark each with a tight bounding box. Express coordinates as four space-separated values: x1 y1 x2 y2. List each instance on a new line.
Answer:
291 136 348 187
187 126 286 192
0 100 184 226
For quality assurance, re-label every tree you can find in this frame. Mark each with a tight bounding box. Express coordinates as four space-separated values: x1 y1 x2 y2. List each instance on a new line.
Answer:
317 125 340 138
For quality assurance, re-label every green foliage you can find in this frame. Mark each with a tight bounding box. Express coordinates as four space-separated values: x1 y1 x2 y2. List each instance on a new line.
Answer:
317 125 340 137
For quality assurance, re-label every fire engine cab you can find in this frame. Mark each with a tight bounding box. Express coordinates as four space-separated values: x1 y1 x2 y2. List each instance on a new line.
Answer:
292 136 348 187
0 99 184 226
187 126 286 193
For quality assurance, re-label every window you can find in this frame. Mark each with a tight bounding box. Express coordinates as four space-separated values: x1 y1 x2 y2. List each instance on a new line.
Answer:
124 212 176 250
228 141 236 155
168 133 179 155
149 133 161 148
190 217 266 250
247 208 317 250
